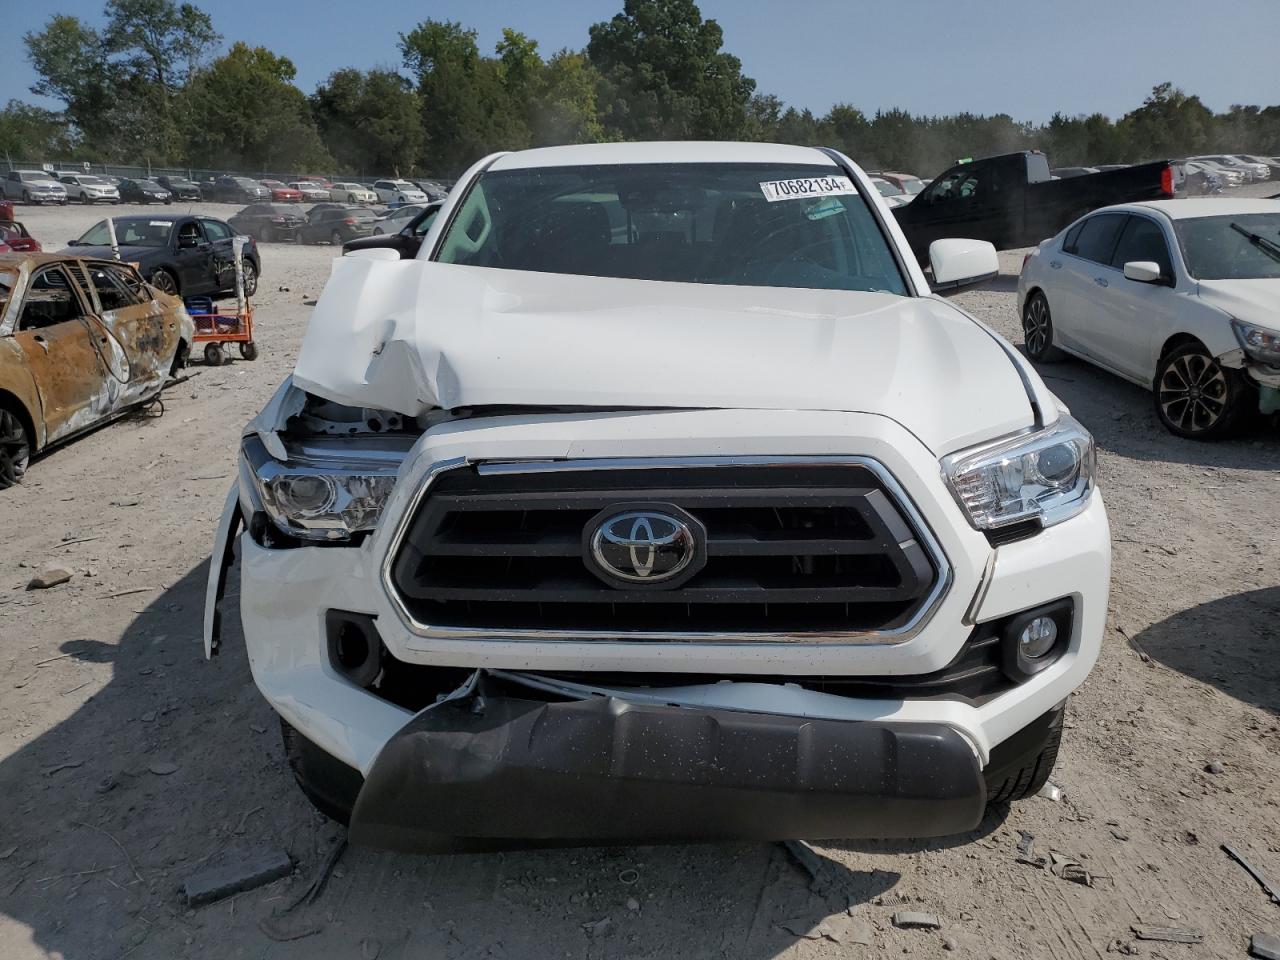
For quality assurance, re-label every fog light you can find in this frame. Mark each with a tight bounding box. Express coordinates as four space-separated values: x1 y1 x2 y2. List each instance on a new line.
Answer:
1018 616 1058 658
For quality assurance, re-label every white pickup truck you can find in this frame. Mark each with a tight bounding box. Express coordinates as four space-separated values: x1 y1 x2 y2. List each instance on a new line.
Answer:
205 141 1110 852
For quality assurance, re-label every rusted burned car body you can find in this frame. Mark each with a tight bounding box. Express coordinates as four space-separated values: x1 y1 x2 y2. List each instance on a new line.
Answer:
0 252 193 487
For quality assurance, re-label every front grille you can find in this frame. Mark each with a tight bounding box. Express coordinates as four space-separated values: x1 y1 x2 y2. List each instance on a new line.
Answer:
388 462 943 637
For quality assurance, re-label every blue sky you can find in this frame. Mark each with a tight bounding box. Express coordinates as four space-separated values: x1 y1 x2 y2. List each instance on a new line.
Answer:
4 0 1277 124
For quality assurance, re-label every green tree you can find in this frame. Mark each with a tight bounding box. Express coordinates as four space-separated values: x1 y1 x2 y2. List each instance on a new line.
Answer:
1119 82 1213 160
586 0 755 140
0 100 75 160
24 15 112 147
185 42 332 171
531 51 606 146
312 68 424 175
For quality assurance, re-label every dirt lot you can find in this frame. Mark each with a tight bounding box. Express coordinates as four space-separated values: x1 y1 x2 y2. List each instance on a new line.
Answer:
1 191 1277 960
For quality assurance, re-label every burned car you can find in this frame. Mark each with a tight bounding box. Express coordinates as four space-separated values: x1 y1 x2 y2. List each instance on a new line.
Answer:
206 142 1109 853
0 253 194 487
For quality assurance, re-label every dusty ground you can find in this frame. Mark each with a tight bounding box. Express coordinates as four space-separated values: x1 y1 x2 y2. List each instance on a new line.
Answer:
1 189 1278 960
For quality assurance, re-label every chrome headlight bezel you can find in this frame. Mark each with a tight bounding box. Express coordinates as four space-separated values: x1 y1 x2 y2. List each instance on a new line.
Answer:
239 434 412 542
941 415 1096 532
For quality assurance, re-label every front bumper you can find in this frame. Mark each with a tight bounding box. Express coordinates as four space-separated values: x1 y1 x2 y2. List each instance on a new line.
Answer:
349 670 984 852
209 407 1110 847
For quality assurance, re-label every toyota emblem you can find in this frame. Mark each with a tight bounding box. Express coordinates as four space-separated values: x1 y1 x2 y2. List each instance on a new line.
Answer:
586 506 704 587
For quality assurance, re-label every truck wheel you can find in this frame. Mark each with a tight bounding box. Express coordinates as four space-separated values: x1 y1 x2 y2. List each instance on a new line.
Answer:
984 705 1063 804
280 718 362 825
1022 292 1065 362
203 342 226 366
0 407 32 490
1154 342 1251 441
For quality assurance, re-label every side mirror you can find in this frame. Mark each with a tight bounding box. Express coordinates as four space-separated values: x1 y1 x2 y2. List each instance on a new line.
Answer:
342 232 422 260
928 238 998 290
1122 261 1163 284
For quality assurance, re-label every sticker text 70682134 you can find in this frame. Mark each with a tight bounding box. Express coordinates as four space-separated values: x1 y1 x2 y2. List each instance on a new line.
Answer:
759 176 858 202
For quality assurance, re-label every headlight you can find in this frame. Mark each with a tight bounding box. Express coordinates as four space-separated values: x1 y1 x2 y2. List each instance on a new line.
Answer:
239 435 409 542
1232 319 1280 366
941 415 1096 531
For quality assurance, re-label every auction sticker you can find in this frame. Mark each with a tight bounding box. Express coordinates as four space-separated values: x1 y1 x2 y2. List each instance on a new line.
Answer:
759 176 858 202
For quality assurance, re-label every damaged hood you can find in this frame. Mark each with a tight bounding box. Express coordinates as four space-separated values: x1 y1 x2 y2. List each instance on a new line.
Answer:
1196 278 1280 333
293 257 1036 453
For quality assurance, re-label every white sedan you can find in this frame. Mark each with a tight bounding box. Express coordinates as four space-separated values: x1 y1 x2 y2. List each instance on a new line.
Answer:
328 182 378 204
1018 199 1280 439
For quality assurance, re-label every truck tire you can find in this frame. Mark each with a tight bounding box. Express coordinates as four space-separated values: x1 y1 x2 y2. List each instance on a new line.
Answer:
280 718 362 825
1022 292 1065 362
1154 341 1251 440
983 704 1063 805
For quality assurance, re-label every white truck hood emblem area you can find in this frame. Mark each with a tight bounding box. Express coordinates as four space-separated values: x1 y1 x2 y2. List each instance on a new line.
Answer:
292 257 1034 454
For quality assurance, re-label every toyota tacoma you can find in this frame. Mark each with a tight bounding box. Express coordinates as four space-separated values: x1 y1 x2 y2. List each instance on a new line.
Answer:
205 141 1109 852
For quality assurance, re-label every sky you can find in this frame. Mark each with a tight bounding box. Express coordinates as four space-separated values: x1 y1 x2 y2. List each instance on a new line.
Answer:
3 0 1278 125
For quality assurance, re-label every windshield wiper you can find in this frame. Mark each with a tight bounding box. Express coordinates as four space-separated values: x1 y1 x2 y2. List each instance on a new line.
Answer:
1230 222 1280 261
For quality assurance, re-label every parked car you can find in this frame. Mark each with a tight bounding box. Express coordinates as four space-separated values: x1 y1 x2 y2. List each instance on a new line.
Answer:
228 203 307 243
117 178 172 204
892 150 1174 261
328 182 378 204
299 205 378 244
372 179 428 207
347 202 442 255
1179 162 1223 195
0 252 194 488
1182 158 1245 187
2 171 68 205
1236 155 1280 176
155 176 203 201
0 222 42 253
289 181 330 202
868 176 911 208
1050 167 1100 179
210 176 271 203
1188 155 1269 182
65 215 260 298
305 202 347 219
207 140 1107 853
875 171 928 196
371 203 429 235
58 173 121 204
413 179 451 201
1019 198 1280 439
260 180 303 203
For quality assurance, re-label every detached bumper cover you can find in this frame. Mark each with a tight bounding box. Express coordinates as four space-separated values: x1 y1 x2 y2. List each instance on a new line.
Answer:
348 672 985 853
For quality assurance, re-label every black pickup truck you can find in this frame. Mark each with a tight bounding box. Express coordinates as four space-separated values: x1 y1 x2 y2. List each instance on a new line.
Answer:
892 150 1174 261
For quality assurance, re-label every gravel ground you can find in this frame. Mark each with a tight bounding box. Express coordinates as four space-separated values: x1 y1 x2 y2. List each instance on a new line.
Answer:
0 187 1277 960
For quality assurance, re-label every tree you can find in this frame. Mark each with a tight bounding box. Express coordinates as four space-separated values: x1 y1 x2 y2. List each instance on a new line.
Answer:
102 0 219 90
530 51 606 146
185 43 332 171
24 15 112 146
1119 83 1213 160
0 100 75 160
586 0 755 140
312 68 424 175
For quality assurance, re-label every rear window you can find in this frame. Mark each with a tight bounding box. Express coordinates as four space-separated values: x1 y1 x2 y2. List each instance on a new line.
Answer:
347 208 376 221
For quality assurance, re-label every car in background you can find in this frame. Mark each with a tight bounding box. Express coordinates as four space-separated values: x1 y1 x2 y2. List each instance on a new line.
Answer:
344 201 441 256
260 180 303 203
289 181 330 202
1183 159 1245 187
875 171 928 196
118 179 173 204
1238 155 1280 176
305 202 348 219
328 182 378 204
1179 162 1223 195
1019 198 1280 439
869 177 910 208
155 176 204 201
2 171 68 205
65 215 260 298
58 173 120 204
1189 155 1269 182
372 179 428 207
210 176 271 203
413 179 451 201
0 252 194 489
228 203 307 242
1050 167 1100 179
371 202 429 235
298 205 377 244
0 222 42 253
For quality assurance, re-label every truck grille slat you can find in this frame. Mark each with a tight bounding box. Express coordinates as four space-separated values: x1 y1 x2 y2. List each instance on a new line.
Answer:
389 463 942 637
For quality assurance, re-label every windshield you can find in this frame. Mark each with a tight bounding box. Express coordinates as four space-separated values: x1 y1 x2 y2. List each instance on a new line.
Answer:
77 218 173 247
1174 213 1280 280
435 162 908 295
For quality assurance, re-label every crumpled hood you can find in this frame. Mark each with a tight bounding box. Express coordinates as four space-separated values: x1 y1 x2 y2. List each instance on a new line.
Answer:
293 257 1036 454
1197 278 1280 332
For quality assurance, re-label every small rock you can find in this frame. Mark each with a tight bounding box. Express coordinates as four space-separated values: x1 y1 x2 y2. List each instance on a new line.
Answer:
26 567 73 590
625 898 639 911
1037 781 1063 802
1110 828 1130 841
581 917 611 938
1205 760 1225 775
149 761 179 776
141 712 156 722
277 285 291 293
110 498 140 508
361 936 381 959
95 777 118 794
892 911 941 930
1251 932 1280 960
943 937 957 951
179 847 293 906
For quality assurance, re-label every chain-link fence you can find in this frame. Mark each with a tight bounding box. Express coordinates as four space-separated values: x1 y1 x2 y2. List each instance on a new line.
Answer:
0 157 437 186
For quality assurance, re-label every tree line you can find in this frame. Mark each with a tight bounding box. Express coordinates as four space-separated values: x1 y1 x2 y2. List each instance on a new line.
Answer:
4 0 1279 178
